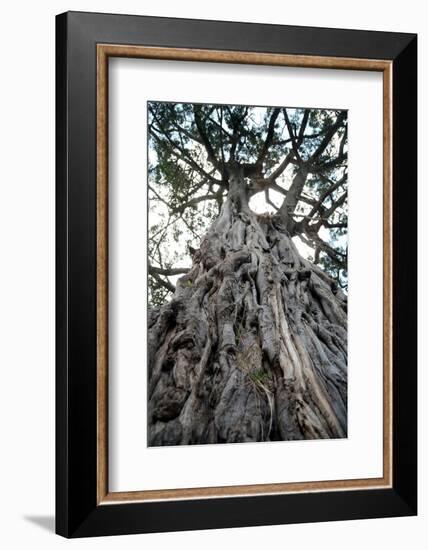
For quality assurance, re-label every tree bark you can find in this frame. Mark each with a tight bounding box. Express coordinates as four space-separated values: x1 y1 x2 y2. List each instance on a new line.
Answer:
148 172 347 445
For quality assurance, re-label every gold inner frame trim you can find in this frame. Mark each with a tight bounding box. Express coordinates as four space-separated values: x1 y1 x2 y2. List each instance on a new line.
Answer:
96 44 393 505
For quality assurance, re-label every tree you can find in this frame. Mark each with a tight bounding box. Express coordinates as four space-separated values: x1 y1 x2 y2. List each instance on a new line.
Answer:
148 102 348 445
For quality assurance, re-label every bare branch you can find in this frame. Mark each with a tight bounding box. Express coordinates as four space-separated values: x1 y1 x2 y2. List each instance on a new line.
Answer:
171 194 219 213
300 232 347 271
283 108 303 163
149 266 176 293
268 150 294 180
149 265 190 277
264 188 279 211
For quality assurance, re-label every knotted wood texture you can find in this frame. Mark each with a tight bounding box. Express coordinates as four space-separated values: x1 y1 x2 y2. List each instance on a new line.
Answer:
148 183 347 445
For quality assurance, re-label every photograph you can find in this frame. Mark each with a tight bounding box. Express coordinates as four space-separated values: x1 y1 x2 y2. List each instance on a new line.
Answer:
147 101 348 446
0 0 420 544
50 7 417 540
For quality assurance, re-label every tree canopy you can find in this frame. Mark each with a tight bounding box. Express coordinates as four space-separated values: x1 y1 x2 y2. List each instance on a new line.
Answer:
148 102 348 307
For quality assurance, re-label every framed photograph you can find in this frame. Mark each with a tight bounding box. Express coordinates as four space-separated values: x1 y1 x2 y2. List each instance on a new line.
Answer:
56 11 417 537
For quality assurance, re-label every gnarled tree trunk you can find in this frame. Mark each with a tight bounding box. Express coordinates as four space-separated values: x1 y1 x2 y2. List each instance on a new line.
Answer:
148 170 347 445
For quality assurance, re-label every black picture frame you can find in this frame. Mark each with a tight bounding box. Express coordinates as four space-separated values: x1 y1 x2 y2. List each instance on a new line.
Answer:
56 11 417 538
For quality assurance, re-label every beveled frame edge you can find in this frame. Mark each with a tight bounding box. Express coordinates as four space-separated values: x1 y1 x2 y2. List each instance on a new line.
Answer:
96 44 393 505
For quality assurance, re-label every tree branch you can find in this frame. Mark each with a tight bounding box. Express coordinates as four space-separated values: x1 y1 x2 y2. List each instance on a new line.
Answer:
171 193 219 213
149 128 223 186
268 150 294 180
283 108 303 163
149 265 190 277
309 111 347 161
313 191 347 230
307 173 347 218
256 107 280 165
277 166 309 225
300 232 347 272
193 106 222 171
149 268 176 293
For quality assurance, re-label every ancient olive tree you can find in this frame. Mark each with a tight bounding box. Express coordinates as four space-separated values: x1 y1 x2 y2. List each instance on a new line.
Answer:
148 102 348 445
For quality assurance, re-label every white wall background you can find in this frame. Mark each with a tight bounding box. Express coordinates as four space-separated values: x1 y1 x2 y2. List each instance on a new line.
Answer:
0 1 424 548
